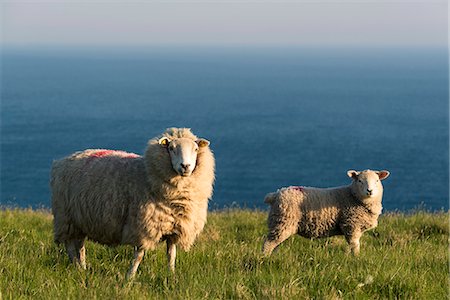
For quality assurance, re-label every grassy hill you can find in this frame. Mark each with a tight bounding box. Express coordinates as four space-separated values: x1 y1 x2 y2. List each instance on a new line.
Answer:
0 209 448 299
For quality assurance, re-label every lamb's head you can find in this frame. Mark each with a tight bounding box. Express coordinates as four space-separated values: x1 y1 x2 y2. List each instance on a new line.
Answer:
159 136 210 177
348 169 390 199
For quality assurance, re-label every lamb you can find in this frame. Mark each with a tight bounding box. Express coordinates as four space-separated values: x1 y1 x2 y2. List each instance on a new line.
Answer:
51 128 215 278
262 169 390 256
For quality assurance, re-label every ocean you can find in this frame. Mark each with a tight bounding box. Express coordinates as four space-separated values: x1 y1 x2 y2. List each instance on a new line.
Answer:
1 46 448 211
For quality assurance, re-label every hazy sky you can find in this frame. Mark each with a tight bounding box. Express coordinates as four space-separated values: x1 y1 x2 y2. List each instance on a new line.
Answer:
1 1 448 48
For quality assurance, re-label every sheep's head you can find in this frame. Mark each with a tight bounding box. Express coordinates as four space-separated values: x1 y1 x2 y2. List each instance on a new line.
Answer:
159 136 210 177
347 169 390 199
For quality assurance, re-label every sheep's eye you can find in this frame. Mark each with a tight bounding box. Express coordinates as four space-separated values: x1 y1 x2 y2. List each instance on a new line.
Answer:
358 179 362 183
195 148 198 152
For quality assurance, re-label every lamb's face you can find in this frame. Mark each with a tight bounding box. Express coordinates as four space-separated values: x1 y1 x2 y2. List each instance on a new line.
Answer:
347 169 390 199
159 137 210 177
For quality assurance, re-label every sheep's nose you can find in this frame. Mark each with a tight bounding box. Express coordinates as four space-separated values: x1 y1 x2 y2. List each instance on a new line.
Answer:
367 189 373 195
180 163 190 170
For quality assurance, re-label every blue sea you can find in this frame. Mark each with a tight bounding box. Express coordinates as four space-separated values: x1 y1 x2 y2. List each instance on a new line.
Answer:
1 46 448 211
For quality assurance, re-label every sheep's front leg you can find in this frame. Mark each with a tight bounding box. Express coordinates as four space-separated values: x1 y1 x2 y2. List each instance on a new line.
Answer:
345 230 362 256
127 247 145 279
79 244 86 270
166 239 176 273
65 239 86 269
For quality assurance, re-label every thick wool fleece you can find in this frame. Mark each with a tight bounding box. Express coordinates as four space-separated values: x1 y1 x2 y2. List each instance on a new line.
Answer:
51 128 215 252
265 186 381 241
263 174 384 255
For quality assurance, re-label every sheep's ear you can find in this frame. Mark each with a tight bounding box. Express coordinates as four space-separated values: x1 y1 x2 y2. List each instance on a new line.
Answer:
347 170 359 179
196 138 210 148
159 137 170 147
377 170 390 180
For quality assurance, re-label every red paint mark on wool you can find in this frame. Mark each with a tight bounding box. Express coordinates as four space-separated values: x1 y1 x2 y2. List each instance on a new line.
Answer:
290 186 304 192
89 149 140 159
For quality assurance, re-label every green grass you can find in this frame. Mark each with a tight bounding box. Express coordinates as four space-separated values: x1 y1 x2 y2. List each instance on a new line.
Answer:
0 209 448 299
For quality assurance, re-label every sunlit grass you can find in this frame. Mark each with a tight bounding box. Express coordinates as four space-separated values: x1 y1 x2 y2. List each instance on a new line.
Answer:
0 208 448 299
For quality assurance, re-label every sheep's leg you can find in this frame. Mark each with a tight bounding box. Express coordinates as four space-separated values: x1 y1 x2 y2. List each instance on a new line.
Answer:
166 239 177 273
127 247 145 279
65 239 86 269
79 243 86 269
65 241 77 264
262 239 278 256
262 225 297 256
345 230 362 256
263 196 301 256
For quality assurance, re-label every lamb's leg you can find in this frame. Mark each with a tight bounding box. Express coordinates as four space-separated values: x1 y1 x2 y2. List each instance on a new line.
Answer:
65 239 86 269
262 225 297 256
127 247 145 279
262 238 278 256
166 239 177 273
263 194 301 256
345 230 362 256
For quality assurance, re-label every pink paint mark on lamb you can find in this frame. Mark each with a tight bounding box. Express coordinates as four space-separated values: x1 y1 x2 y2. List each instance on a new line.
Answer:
289 186 304 192
89 150 140 159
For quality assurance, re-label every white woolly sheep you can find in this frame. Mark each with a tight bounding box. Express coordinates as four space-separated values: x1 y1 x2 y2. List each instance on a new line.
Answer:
262 169 390 256
51 128 215 278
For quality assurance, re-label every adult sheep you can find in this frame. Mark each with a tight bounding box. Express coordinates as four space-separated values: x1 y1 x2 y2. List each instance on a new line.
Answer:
262 169 390 256
51 128 215 278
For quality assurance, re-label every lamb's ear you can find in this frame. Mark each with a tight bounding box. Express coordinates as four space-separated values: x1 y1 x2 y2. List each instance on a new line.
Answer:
196 138 210 148
158 137 170 147
377 170 390 180
347 170 359 179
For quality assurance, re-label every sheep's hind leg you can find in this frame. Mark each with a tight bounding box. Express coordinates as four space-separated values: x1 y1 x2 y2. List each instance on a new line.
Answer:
127 247 145 279
166 239 176 273
262 225 297 256
65 239 86 269
262 239 278 256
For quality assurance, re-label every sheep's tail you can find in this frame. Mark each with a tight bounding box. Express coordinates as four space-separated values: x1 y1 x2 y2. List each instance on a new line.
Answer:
264 192 278 205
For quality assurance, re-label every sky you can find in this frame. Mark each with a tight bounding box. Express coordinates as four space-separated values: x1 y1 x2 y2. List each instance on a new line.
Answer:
1 1 448 48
